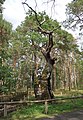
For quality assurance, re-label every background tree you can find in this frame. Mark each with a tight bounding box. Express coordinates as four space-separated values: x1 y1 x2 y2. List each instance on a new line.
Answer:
63 0 83 90
64 0 83 44
0 0 16 94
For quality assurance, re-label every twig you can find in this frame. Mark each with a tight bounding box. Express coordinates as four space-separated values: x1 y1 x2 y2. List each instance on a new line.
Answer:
34 0 37 11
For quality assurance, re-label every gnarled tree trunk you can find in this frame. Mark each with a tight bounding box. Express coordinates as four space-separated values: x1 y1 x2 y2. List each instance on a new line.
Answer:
22 2 59 99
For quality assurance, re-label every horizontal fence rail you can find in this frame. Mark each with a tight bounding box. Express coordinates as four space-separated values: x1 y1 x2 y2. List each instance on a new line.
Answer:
0 95 83 116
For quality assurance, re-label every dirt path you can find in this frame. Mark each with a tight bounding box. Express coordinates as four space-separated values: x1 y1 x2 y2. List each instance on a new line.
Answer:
37 109 83 120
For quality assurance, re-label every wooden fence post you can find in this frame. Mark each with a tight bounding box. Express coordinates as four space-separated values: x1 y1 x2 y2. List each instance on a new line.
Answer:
45 101 48 114
4 104 7 117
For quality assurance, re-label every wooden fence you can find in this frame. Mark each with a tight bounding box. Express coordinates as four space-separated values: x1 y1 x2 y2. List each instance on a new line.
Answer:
0 95 83 117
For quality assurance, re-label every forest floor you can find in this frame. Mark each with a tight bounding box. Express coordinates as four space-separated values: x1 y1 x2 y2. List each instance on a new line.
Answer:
37 109 83 120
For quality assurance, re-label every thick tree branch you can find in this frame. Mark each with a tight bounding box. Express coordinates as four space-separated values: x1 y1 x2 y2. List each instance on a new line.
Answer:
22 2 58 67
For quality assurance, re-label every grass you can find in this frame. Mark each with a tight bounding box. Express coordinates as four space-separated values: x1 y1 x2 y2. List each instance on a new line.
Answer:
0 98 83 120
54 89 83 97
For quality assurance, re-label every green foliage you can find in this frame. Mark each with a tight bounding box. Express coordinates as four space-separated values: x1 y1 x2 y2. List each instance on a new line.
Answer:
16 11 60 45
67 0 83 15
64 0 83 31
55 29 76 51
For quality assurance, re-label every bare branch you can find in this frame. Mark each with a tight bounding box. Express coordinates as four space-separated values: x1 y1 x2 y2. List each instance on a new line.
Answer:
22 2 41 26
42 0 56 16
51 0 56 16
75 14 83 22
42 0 55 5
34 0 37 11
38 26 52 34
22 2 27 14
38 25 61 35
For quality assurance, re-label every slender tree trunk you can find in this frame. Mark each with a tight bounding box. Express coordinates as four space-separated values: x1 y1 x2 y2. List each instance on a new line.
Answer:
73 65 78 89
63 63 66 90
52 64 56 91
68 58 71 91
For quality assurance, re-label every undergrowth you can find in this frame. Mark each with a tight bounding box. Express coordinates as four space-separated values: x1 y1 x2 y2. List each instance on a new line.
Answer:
0 98 83 120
